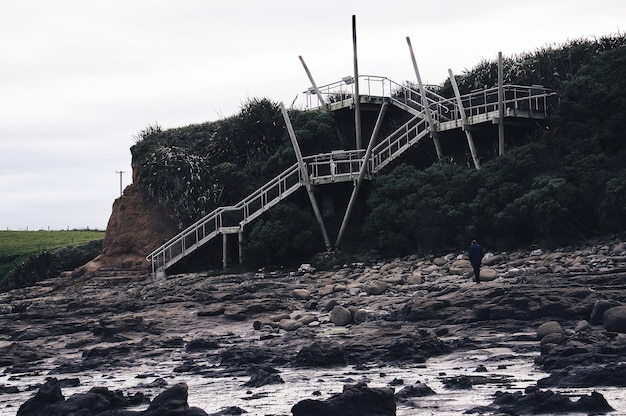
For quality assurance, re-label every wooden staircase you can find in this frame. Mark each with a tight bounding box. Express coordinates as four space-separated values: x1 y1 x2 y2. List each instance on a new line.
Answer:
147 77 556 275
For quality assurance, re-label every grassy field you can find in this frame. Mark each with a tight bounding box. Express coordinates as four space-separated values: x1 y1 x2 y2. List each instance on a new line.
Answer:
0 230 105 279
0 230 105 257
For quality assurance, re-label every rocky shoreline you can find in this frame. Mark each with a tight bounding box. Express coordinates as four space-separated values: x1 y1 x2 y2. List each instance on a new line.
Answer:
1 237 625 415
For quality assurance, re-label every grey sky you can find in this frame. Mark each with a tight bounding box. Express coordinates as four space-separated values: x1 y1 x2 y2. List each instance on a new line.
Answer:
1 0 623 230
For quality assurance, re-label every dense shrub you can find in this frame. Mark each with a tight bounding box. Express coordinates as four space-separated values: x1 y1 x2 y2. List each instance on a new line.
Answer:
0 240 103 292
243 204 323 267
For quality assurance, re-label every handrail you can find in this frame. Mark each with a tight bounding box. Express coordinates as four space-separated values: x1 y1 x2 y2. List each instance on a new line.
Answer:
148 76 556 273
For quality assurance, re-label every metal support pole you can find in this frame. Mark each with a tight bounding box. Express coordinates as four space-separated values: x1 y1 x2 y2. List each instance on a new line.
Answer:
448 69 481 170
238 230 244 264
336 102 388 248
222 233 228 269
299 56 327 110
280 102 332 251
406 36 443 160
352 15 362 150
497 51 505 156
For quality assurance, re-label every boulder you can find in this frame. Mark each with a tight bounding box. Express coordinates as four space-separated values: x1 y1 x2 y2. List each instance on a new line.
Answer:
540 332 564 347
17 379 206 416
291 382 395 416
279 319 303 332
323 299 339 312
603 305 626 333
318 285 335 296
16 378 64 415
353 309 368 324
482 254 504 266
537 321 564 340
395 382 435 403
363 280 389 295
294 342 346 367
480 267 498 281
298 264 316 273
574 320 592 332
406 271 423 285
330 305 352 326
480 387 613 415
433 257 447 266
590 300 622 324
292 289 311 300
243 366 284 387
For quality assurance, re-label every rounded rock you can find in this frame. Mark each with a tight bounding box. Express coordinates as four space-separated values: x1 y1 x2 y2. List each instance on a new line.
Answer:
537 320 564 340
330 305 352 326
603 305 626 333
292 289 311 300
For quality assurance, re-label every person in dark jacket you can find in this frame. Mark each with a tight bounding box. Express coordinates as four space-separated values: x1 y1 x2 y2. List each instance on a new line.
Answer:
468 240 484 283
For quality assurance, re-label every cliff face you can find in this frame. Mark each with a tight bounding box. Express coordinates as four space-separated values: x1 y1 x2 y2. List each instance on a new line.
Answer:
85 165 178 272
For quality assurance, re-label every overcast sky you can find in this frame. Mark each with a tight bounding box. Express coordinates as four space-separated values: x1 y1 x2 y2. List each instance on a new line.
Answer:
1 0 623 231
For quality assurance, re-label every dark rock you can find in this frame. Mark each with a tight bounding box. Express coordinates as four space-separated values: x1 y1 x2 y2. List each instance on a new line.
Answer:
243 366 284 387
16 378 151 416
590 300 621 324
539 332 564 347
489 306 515 320
538 363 626 387
16 378 64 416
483 387 614 415
329 305 352 326
536 320 564 340
395 382 435 403
144 382 189 413
186 337 220 351
291 382 395 416
197 306 225 316
397 299 450 322
220 346 275 367
603 305 626 333
294 342 346 367
442 376 472 389
208 407 247 415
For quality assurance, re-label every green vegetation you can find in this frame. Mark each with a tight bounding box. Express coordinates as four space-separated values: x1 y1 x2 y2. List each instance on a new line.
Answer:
131 35 626 266
0 230 104 291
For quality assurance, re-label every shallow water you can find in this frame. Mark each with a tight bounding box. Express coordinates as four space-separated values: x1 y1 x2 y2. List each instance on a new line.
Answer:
2 341 625 416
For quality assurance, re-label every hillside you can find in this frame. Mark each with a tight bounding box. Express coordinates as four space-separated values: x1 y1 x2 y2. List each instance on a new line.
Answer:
96 35 626 273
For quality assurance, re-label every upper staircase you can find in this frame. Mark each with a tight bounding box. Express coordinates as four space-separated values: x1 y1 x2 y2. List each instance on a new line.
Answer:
147 77 556 274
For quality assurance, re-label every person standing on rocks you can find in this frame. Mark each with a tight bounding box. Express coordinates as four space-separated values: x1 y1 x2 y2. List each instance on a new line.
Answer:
468 240 484 283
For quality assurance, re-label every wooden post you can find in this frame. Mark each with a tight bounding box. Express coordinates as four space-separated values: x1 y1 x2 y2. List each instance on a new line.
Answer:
406 36 443 160
448 69 481 170
299 56 327 110
352 15 362 150
498 51 505 156
280 102 332 251
335 102 388 248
